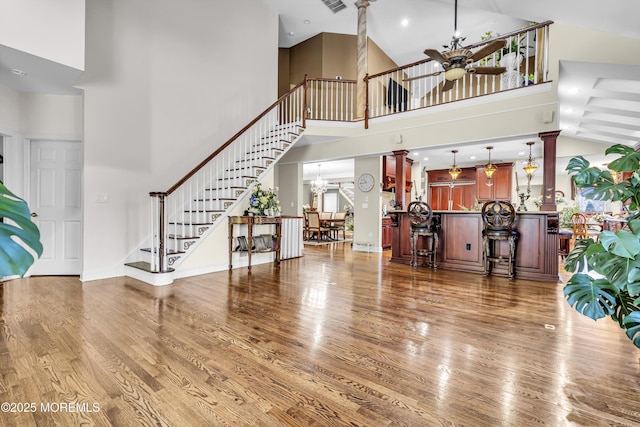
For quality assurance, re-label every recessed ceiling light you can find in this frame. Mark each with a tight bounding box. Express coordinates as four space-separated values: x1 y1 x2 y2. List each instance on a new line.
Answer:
518 151 525 156
423 157 429 161
470 155 476 160
413 151 419 156
288 31 295 36
10 68 27 76
303 19 311 24
401 18 409 27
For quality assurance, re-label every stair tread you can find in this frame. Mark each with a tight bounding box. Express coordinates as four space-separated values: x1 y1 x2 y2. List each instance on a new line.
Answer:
141 248 185 255
125 261 176 273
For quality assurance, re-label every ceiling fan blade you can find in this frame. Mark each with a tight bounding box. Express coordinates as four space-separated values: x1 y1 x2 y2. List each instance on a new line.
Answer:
442 79 455 92
403 71 442 82
424 48 449 66
468 66 506 75
468 39 507 62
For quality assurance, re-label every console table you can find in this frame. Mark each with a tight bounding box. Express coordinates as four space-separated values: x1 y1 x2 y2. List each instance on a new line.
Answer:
228 215 282 270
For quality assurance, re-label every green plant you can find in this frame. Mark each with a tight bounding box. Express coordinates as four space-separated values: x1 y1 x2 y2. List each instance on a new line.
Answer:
564 144 640 348
0 181 43 278
558 204 579 228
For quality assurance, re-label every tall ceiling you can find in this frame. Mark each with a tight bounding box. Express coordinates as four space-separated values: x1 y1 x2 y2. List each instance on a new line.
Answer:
261 0 640 178
2 0 639 177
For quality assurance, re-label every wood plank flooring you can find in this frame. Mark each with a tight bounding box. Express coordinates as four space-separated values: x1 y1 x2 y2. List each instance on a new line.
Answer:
1 243 640 426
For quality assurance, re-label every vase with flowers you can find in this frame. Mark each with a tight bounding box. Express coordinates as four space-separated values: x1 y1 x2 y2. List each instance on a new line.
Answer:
247 183 280 216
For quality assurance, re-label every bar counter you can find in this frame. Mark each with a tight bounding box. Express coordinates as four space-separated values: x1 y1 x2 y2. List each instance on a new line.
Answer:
389 210 560 282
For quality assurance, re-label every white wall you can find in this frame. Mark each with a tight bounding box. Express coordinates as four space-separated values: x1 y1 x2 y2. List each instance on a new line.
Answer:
0 84 82 196
353 156 382 251
19 94 83 137
0 0 85 70
76 0 278 280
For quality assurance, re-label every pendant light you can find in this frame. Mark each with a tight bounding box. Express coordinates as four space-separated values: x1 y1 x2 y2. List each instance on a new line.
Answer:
522 142 539 177
449 150 461 182
484 146 497 180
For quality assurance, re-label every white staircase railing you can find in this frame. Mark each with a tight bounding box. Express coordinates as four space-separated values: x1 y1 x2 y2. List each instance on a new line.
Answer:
339 182 354 208
143 83 307 273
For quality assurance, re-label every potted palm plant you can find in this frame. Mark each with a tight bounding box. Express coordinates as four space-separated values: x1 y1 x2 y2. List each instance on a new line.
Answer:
0 181 43 278
564 144 640 348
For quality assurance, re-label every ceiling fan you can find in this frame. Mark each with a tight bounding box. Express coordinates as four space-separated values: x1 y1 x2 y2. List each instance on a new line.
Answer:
405 0 506 91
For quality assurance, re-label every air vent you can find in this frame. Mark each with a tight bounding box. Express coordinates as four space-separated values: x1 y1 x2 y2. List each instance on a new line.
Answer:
321 0 347 13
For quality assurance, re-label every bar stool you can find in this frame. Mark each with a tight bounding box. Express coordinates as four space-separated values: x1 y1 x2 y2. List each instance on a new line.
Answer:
407 201 438 269
481 200 517 278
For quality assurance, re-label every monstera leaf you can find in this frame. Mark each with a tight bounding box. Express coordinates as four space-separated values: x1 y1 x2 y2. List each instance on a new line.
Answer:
0 182 43 277
564 274 618 320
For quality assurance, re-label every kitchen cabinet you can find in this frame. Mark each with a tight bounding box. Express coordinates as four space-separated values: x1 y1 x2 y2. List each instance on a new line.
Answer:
382 155 413 192
427 168 476 210
475 162 513 201
382 217 392 249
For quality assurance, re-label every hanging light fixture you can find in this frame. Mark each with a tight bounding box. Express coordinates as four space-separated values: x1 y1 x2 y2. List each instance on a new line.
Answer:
484 146 497 180
522 141 539 177
449 150 461 182
311 164 327 195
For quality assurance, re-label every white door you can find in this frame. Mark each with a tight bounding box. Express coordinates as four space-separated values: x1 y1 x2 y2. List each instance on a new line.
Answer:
29 140 83 275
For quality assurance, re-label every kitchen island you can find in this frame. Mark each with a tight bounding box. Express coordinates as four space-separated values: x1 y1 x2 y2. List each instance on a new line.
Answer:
389 210 560 282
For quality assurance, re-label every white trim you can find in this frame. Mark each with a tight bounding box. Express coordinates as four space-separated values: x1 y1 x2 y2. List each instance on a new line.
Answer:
370 82 554 125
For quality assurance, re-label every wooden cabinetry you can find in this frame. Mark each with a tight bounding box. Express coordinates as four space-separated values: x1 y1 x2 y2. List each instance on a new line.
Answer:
475 162 513 201
390 211 559 281
428 184 476 211
382 217 392 249
382 155 413 192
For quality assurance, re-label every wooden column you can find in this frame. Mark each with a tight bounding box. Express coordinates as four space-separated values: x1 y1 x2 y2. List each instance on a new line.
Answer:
539 130 561 211
393 149 410 209
355 0 370 120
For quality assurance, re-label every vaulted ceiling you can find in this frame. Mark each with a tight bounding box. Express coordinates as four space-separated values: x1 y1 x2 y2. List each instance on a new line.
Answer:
261 0 640 177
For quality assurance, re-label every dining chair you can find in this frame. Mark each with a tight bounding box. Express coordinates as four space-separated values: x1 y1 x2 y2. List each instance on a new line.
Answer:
330 211 347 240
306 211 331 242
571 212 589 247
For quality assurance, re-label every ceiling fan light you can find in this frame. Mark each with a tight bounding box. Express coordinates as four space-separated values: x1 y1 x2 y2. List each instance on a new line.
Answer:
445 67 466 81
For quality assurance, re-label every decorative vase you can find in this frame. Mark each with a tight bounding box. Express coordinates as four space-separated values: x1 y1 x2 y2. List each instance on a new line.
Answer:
500 52 523 90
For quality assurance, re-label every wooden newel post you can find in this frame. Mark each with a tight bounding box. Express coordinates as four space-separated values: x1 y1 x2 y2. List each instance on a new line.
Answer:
538 130 561 212
393 149 410 209
150 191 168 273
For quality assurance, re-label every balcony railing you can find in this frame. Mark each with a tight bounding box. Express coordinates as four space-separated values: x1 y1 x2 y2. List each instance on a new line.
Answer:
301 22 551 126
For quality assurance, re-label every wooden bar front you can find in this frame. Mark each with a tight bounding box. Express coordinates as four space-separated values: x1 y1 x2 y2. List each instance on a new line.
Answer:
390 210 559 282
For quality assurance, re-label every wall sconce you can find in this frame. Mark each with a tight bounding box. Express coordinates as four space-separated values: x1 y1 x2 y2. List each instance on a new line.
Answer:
449 150 461 182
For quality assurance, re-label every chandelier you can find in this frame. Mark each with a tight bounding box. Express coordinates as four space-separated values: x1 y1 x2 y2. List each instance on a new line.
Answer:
484 146 497 184
311 164 327 195
449 150 461 182
522 141 539 177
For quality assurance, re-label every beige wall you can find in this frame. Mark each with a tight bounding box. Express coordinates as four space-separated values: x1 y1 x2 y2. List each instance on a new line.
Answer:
284 32 398 86
278 48 291 96
289 34 324 84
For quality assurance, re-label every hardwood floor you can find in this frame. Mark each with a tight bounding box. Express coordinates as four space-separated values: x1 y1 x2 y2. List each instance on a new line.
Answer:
2 243 640 426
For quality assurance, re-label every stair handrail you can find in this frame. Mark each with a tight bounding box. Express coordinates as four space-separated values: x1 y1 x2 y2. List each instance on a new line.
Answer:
147 79 308 273
164 79 308 196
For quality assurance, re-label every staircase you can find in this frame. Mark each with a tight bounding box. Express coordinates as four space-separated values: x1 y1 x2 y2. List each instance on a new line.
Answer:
338 182 355 208
125 83 307 285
